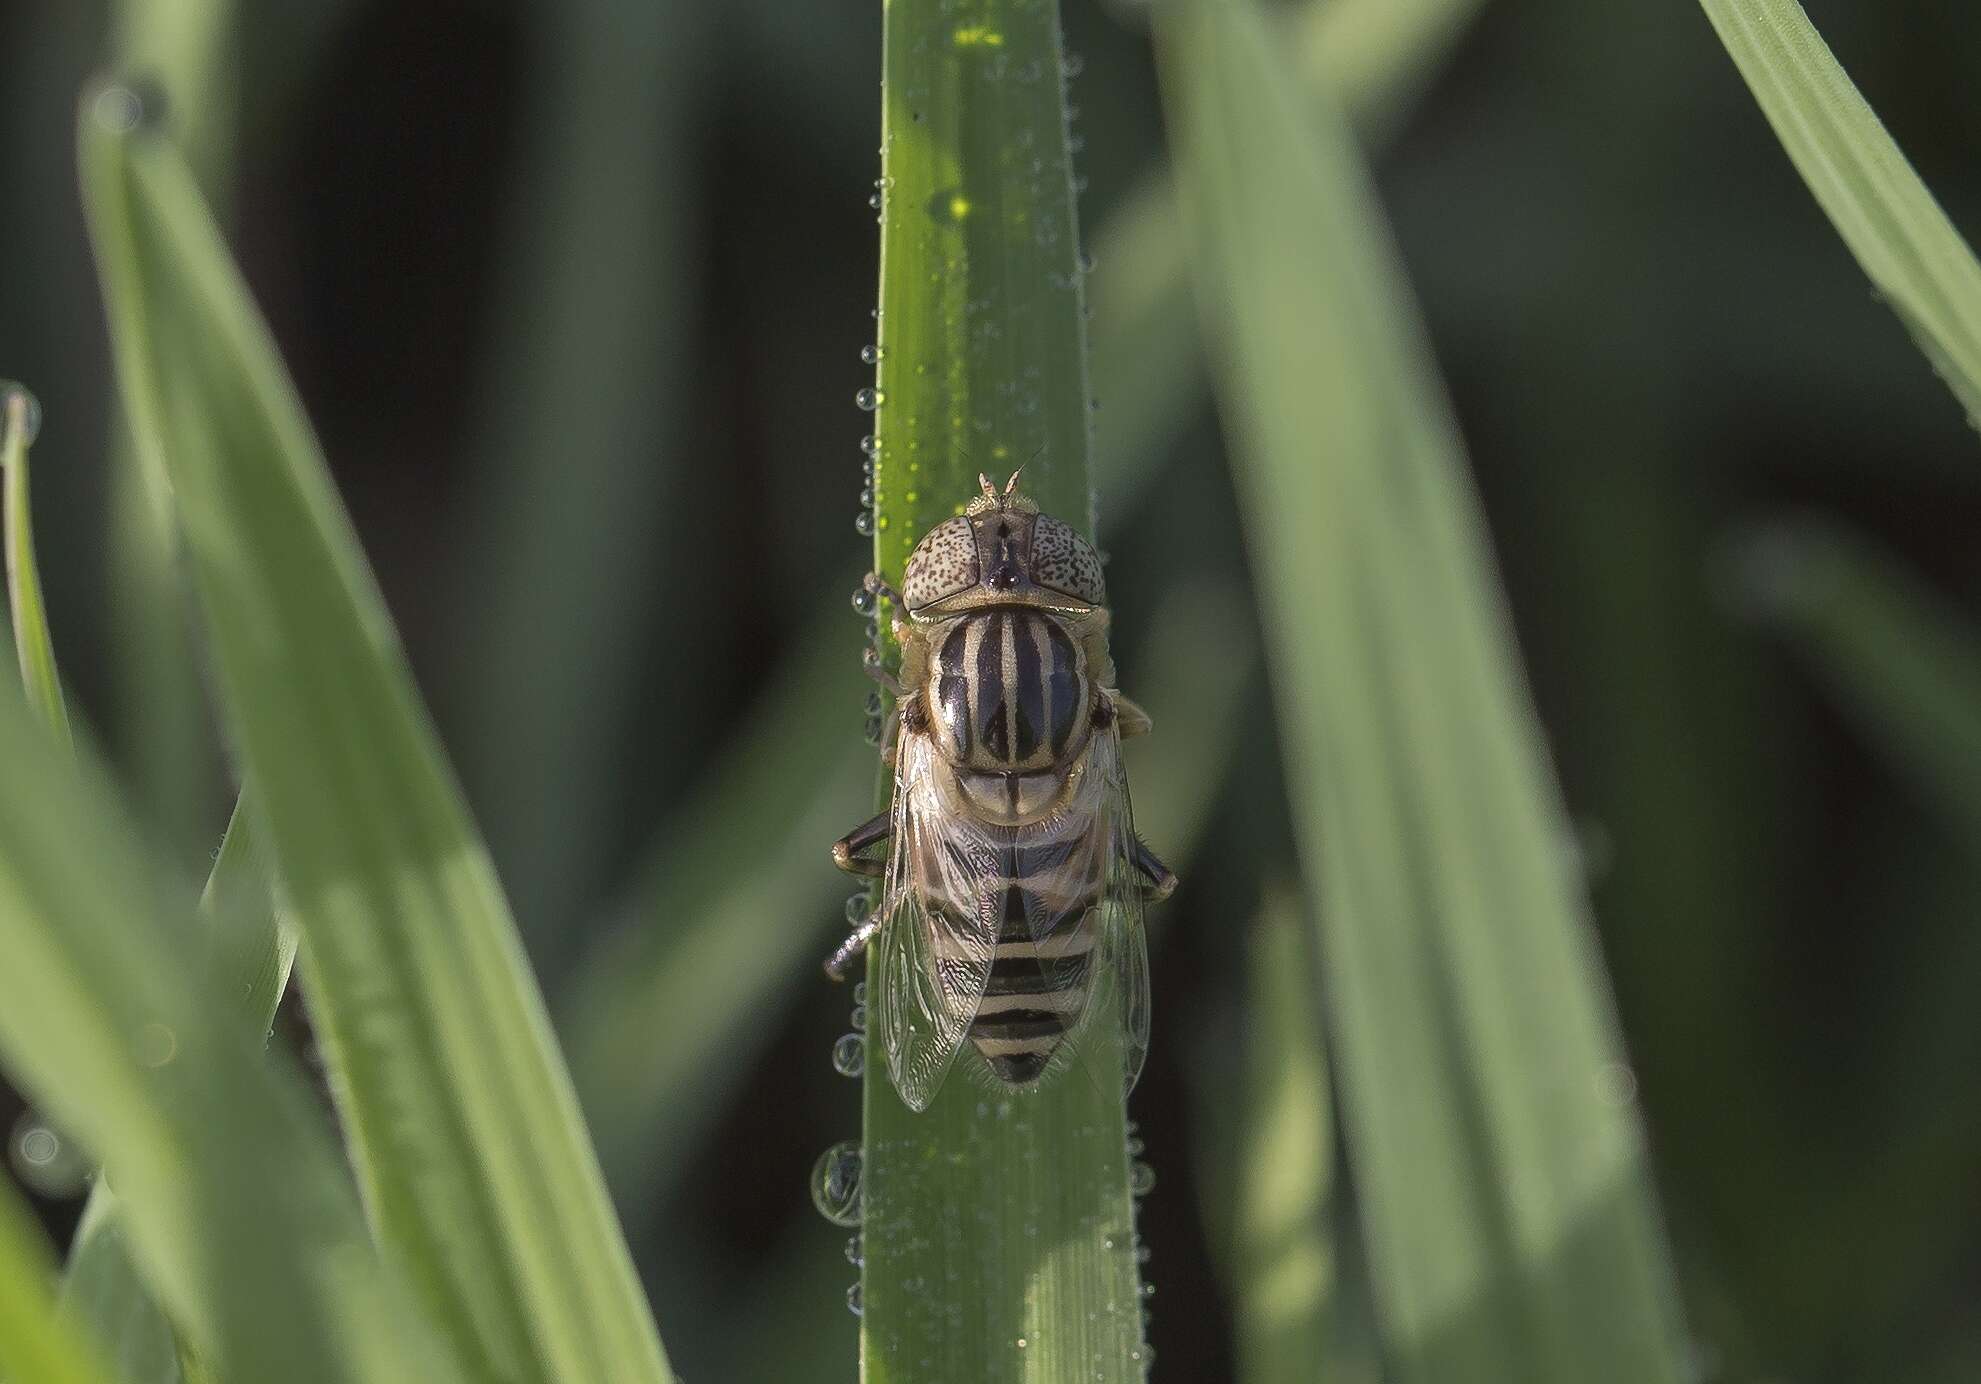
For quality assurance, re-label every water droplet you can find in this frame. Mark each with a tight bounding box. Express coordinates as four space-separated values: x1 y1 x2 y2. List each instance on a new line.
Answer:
1077 250 1097 274
845 892 870 925
833 1033 866 1077
845 1234 864 1267
864 691 884 717
855 387 885 412
1136 1241 1152 1264
854 511 876 537
92 83 151 134
1016 1336 1028 1350
1126 1135 1145 1157
851 585 877 615
846 1282 864 1317
1141 1280 1156 1298
1 382 43 447
863 715 884 745
859 485 875 509
859 433 880 457
850 1003 868 1032
9 1112 88 1198
853 981 868 1004
861 457 876 480
868 192 882 209
137 1022 178 1068
810 1141 864 1226
861 345 884 365
1130 1160 1156 1196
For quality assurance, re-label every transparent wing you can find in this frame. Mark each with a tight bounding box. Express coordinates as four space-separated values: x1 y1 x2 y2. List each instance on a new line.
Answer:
1033 726 1153 1095
871 732 999 1112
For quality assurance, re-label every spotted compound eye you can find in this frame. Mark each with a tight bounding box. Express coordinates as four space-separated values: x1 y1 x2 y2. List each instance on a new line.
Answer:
902 516 980 611
1030 513 1105 606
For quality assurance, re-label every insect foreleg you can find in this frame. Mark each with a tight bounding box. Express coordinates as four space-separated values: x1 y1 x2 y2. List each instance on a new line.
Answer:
831 810 893 877
1133 837 1177 902
824 913 881 981
861 647 909 699
862 570 903 608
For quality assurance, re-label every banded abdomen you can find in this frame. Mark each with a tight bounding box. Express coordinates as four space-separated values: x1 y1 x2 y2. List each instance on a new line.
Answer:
924 813 1106 1086
928 610 1091 812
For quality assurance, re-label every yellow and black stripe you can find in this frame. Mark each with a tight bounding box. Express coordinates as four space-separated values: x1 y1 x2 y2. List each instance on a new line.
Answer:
931 609 1089 774
928 836 1103 1085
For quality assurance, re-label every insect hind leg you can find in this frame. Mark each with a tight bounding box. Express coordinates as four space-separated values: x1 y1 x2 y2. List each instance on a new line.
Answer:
825 913 880 981
1133 838 1177 902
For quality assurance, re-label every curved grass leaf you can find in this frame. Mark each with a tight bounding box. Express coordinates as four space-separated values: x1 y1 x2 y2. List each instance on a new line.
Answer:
1156 2 1689 1377
0 675 462 1383
2 387 69 746
0 1177 114 1384
1696 0 1981 425
857 2 1148 1378
79 90 673 1384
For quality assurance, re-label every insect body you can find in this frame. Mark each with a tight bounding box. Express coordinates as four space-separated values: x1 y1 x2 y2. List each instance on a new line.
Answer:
829 472 1176 1112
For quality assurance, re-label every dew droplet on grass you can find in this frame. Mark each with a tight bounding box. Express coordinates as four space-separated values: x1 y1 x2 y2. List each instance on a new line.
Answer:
833 1033 866 1077
9 1111 88 1198
810 1141 864 1226
1129 1160 1156 1196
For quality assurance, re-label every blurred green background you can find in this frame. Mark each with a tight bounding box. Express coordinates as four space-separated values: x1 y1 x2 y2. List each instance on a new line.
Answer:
3 1 1980 1379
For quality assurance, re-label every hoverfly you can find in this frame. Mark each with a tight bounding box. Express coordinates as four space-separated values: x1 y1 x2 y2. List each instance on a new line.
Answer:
828 471 1176 1112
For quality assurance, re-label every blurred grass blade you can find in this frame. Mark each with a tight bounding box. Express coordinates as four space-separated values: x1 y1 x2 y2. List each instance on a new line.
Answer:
1091 0 1485 507
3 384 71 746
0 1177 115 1384
1738 519 1981 835
79 89 674 1384
1697 0 1981 424
1235 887 1366 1384
447 0 707 957
560 612 871 1210
0 677 462 1382
1157 3 1689 1378
858 0 1147 1378
63 799 291 1379
105 0 234 868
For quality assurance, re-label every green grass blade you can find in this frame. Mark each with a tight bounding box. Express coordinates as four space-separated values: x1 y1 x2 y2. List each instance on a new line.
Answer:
1091 0 1485 507
447 0 707 950
1696 0 1981 424
1156 3 1688 1378
857 1 1147 1379
1237 888 1374 1384
62 799 293 1378
78 91 673 1384
2 385 70 747
560 612 872 1210
1738 520 1981 836
104 0 234 868
0 1177 114 1384
0 679 463 1383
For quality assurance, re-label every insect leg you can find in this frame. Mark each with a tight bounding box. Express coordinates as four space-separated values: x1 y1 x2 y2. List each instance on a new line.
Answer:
832 810 893 877
1133 837 1178 902
861 647 909 699
825 914 881 981
862 570 903 607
